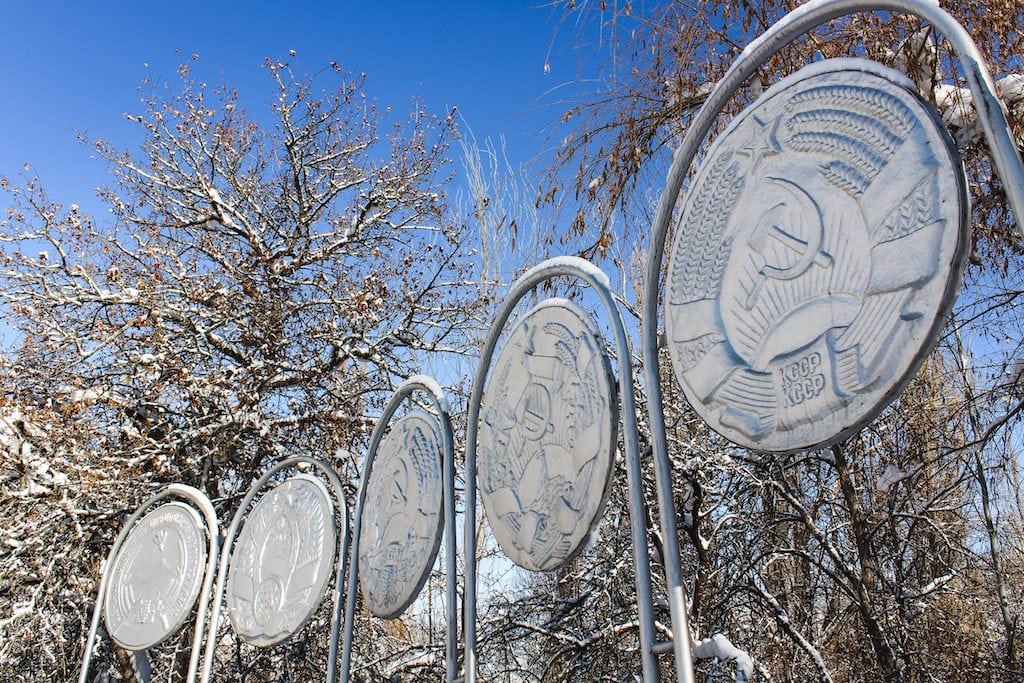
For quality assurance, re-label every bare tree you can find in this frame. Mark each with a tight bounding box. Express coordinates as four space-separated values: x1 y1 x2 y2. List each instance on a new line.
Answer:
0 56 484 680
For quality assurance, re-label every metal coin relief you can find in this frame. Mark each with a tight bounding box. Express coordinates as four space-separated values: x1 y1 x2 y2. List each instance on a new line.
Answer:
479 299 618 572
359 411 445 619
666 59 968 452
227 475 337 647
103 502 207 651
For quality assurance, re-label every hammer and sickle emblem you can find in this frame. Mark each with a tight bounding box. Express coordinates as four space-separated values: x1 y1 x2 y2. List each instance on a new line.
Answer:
744 177 834 310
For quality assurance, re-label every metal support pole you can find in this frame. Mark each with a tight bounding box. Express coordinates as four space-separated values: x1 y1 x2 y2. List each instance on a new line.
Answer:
641 1 1024 679
199 456 350 683
463 256 674 682
79 484 220 683
339 375 458 683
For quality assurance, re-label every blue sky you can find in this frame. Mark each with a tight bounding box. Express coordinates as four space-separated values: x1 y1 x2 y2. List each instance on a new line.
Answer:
0 0 602 599
0 1 576 219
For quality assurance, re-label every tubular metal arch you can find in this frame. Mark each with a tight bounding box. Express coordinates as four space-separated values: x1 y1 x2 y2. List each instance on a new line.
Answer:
642 1 1023 681
462 256 691 683
339 375 458 683
78 484 220 683
199 456 351 683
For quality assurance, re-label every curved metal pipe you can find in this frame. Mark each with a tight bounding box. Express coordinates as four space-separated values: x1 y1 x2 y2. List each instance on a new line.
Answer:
642 1 1024 681
198 456 350 683
79 484 220 683
339 375 457 683
463 256 665 682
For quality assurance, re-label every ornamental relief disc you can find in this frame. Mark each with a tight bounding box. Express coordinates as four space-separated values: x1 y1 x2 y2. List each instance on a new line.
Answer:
227 474 336 647
666 58 968 452
479 299 618 572
103 502 207 651
358 411 445 620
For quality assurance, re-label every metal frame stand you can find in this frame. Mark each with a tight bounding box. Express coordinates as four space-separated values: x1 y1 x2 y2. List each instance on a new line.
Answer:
640 0 1024 680
199 456 350 683
462 256 694 683
78 484 220 683
339 375 458 683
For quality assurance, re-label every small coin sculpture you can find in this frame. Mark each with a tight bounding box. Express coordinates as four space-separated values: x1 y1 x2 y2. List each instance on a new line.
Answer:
103 502 207 651
359 411 445 619
226 475 336 647
479 299 618 572
665 58 968 452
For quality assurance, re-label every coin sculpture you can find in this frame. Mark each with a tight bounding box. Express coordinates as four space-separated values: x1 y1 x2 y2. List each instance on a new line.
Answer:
358 412 445 619
226 475 337 647
479 299 618 572
103 502 207 651
665 59 968 452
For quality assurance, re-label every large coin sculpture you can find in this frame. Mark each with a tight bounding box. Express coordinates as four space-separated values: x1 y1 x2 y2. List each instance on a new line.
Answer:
666 59 968 452
479 299 618 572
226 475 337 647
103 502 207 651
359 411 445 619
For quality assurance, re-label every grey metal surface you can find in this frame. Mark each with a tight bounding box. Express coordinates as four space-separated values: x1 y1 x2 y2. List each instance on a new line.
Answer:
463 257 663 683
103 501 208 651
358 411 445 619
643 1 1024 681
478 298 618 572
226 474 338 647
340 375 458 683
665 58 968 453
79 485 219 683
200 457 350 683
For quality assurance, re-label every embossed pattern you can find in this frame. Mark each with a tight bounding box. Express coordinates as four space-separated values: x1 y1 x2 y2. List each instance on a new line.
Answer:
666 60 968 452
227 475 336 647
103 502 207 651
479 299 618 572
359 412 445 619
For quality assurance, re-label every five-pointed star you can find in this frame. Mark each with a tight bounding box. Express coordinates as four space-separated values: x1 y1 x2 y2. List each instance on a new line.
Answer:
736 115 782 171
